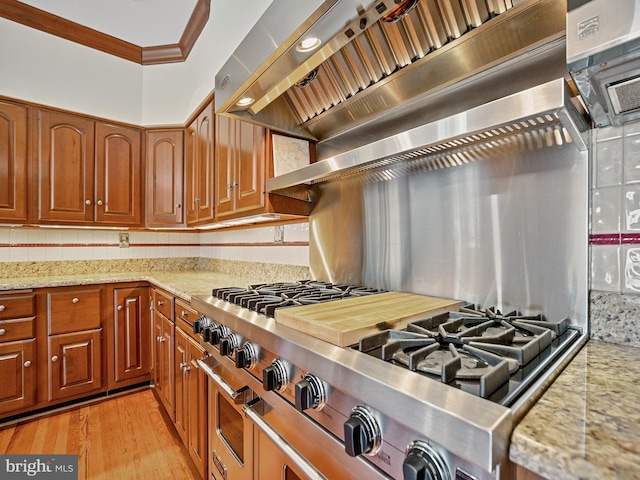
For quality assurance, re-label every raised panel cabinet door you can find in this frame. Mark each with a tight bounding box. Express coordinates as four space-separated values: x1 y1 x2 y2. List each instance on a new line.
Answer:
235 120 266 213
195 103 215 223
159 314 175 420
187 337 207 478
214 114 235 217
174 327 189 445
185 119 198 224
0 338 35 416
0 101 28 222
37 109 95 223
113 287 150 383
95 123 142 226
146 129 184 227
48 329 103 401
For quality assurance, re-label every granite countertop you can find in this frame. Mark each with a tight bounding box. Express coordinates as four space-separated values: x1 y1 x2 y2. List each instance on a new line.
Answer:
0 270 268 301
510 340 640 479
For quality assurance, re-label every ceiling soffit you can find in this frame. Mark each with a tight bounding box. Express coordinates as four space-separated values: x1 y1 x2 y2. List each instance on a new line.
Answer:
0 0 210 65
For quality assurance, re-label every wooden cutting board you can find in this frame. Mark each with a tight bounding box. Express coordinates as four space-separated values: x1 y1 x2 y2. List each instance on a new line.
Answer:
274 291 463 347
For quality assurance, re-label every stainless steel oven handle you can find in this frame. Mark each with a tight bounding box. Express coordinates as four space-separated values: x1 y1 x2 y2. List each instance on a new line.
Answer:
197 357 248 404
243 402 328 480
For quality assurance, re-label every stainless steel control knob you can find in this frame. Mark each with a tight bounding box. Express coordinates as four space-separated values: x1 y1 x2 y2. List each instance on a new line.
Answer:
344 405 382 457
262 358 290 392
403 441 450 480
294 374 326 411
219 332 240 357
235 342 258 369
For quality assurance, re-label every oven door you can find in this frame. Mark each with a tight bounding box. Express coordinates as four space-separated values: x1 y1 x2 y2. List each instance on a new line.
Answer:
198 357 254 480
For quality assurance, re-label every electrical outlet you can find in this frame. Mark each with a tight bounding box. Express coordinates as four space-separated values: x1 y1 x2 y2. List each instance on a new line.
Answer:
119 232 130 248
274 225 284 244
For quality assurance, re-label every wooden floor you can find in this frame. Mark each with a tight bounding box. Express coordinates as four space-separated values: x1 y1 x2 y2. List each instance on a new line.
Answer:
0 389 201 480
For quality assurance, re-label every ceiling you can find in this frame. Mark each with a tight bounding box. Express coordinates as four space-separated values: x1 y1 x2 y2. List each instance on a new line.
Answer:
0 0 209 64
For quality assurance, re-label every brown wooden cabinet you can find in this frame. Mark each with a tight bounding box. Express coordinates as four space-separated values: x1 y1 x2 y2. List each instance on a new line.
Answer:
44 286 104 402
95 123 143 225
0 292 36 416
37 109 95 223
111 285 150 388
214 115 310 222
152 289 175 419
214 115 266 219
186 100 214 226
36 109 143 226
146 129 185 227
0 100 28 222
175 300 207 478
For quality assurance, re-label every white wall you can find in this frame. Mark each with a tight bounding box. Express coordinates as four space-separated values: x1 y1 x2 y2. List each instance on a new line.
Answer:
0 0 273 126
0 17 143 124
142 0 272 125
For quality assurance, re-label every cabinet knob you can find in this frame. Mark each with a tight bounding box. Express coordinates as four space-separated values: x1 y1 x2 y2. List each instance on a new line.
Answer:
85 199 92 205
157 301 164 306
179 362 187 369
176 203 181 208
97 200 103 206
159 337 165 343
0 305 5 312
24 360 31 368
181 310 188 316
51 355 59 362
117 305 123 311
0 329 5 336
72 297 79 304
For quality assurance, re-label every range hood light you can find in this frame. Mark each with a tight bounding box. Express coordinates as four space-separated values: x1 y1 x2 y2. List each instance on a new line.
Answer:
236 97 255 107
296 37 321 53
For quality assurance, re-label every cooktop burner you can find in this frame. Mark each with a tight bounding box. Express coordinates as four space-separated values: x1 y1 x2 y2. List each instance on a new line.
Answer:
356 305 580 405
212 280 386 316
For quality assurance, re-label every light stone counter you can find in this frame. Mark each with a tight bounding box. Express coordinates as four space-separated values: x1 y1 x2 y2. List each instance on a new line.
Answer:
0 259 310 301
510 340 640 479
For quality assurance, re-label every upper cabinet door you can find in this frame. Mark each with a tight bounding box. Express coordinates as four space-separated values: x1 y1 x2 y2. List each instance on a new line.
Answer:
235 120 266 213
195 103 214 224
37 109 95 223
0 100 28 222
186 101 214 226
146 129 185 227
95 123 142 226
214 114 235 217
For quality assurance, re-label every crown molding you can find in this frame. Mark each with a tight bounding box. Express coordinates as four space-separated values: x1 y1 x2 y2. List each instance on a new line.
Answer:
0 0 210 65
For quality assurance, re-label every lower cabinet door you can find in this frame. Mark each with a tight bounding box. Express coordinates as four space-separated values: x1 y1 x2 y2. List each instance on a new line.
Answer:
0 339 36 416
49 329 103 401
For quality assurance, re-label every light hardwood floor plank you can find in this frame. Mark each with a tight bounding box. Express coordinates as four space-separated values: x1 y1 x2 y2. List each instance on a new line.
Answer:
0 389 201 480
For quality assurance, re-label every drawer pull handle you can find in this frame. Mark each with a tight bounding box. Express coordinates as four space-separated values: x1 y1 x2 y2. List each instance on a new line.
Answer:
0 305 5 312
51 355 59 362
24 360 31 368
117 305 123 311
0 329 5 336
72 298 79 304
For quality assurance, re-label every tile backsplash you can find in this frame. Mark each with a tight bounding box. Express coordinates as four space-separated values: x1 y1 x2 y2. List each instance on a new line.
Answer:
0 223 309 267
591 120 640 294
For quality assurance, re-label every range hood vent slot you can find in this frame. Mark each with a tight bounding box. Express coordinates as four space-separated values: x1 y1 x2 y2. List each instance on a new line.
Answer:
215 0 568 146
266 78 589 197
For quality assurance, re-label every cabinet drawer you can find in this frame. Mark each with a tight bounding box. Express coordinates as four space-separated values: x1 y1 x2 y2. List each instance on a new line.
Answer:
175 299 197 325
48 289 102 334
154 290 173 319
0 317 35 342
0 294 35 320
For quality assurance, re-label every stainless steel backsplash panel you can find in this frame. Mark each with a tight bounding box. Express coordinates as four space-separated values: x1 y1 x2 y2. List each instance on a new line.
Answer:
309 141 588 328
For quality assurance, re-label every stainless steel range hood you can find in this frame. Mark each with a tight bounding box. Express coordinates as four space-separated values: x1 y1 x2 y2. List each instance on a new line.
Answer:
215 0 576 157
